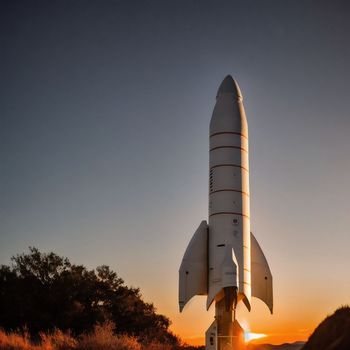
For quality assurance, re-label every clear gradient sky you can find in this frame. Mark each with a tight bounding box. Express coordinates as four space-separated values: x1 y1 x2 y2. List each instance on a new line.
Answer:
1 0 350 345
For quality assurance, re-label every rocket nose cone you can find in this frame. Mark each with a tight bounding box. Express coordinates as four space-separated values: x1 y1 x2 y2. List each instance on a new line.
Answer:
216 75 243 100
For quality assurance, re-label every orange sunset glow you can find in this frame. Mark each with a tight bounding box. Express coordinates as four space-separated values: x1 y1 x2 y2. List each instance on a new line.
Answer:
163 262 350 346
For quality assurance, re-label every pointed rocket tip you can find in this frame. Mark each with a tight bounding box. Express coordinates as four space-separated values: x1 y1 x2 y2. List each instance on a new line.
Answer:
216 75 243 100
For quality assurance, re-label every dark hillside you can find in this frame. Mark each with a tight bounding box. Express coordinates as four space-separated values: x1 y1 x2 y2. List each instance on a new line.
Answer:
302 306 350 350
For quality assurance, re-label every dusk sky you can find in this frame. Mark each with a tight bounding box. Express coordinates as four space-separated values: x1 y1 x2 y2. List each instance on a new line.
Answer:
1 0 350 345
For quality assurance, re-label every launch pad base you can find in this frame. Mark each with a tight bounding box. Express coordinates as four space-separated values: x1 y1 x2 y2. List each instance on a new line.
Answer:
205 319 245 350
205 297 245 350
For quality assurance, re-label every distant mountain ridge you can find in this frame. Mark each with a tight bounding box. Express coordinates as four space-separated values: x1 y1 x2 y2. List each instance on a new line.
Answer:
247 341 304 350
301 306 350 350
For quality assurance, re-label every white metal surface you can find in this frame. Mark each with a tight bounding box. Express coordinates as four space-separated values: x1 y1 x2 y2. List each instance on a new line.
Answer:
178 76 273 350
207 76 251 311
205 321 217 350
179 220 208 311
251 232 273 313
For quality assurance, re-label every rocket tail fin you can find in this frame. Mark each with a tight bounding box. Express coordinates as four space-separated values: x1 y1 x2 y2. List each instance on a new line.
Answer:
250 232 273 314
179 221 208 312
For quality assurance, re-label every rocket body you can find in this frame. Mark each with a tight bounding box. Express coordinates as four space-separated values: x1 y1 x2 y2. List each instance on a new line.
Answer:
207 77 251 311
179 76 273 350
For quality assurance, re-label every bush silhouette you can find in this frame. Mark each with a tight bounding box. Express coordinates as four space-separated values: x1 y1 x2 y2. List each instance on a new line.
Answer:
0 248 178 345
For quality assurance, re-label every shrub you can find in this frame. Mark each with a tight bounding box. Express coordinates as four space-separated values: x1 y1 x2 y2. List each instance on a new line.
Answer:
78 322 141 350
0 248 177 346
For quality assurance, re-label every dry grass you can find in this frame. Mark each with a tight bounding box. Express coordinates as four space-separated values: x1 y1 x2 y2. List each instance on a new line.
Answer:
142 342 173 350
0 322 172 350
0 328 39 350
40 330 76 350
78 322 140 350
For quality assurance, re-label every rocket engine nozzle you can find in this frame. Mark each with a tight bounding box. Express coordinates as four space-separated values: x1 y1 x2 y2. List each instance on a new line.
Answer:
223 286 238 312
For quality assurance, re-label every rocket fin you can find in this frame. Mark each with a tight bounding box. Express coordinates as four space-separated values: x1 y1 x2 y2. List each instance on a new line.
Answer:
250 232 273 314
179 220 208 312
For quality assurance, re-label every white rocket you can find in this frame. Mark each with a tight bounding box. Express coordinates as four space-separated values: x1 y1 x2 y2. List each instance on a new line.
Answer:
179 76 273 350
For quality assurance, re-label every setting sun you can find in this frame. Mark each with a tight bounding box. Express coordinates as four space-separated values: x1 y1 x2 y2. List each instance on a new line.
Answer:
244 332 267 343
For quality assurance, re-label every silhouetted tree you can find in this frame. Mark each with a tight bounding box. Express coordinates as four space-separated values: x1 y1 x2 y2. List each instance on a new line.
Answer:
0 247 179 345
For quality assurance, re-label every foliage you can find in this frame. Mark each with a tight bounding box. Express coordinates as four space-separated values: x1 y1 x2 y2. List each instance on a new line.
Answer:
0 248 178 345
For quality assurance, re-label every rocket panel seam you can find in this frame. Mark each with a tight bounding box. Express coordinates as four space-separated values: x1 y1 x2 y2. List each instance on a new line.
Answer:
210 132 248 139
210 164 249 172
210 146 248 153
209 212 250 219
209 189 249 197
